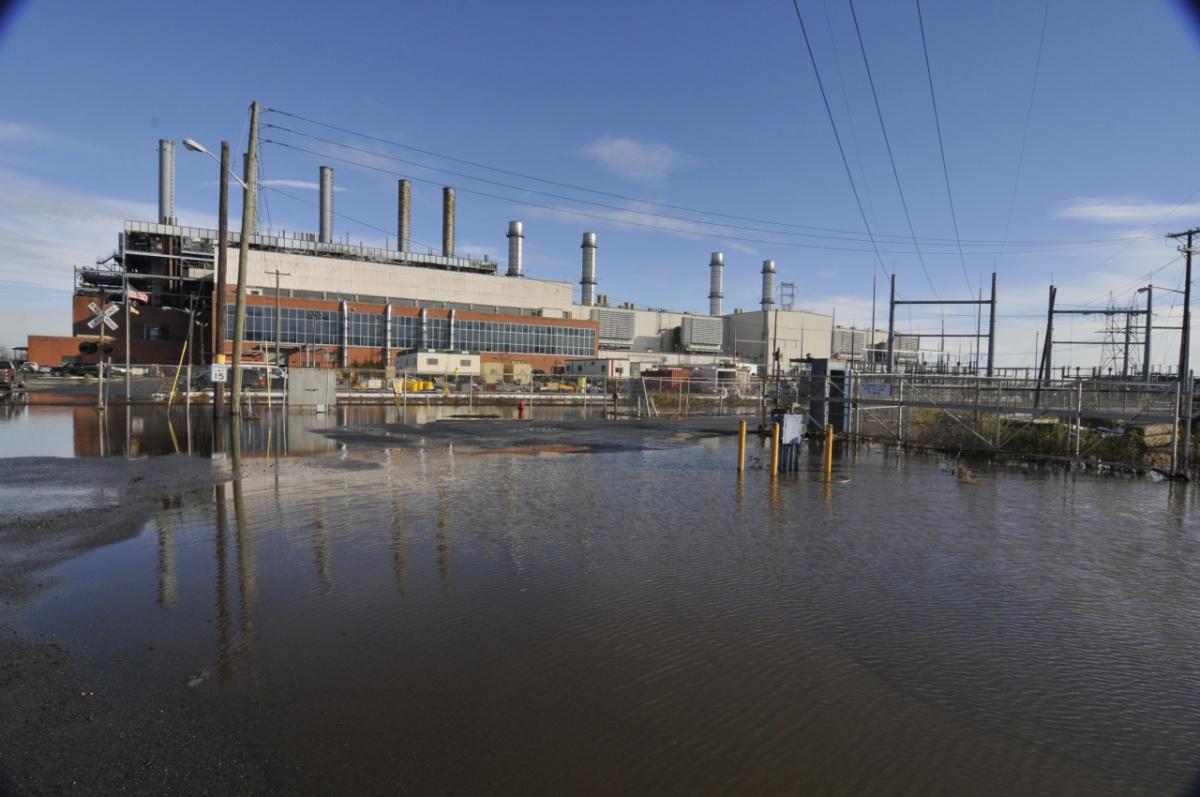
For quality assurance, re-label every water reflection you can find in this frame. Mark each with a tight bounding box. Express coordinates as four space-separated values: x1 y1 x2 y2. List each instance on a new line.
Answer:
10 406 1200 794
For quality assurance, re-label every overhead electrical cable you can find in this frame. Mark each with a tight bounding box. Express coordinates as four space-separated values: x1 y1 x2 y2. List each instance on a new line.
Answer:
264 137 1124 258
999 0 1052 257
787 0 890 280
262 106 1141 249
848 0 940 298
914 0 973 294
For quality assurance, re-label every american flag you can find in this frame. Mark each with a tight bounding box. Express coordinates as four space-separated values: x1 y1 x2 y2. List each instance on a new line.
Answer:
126 288 149 303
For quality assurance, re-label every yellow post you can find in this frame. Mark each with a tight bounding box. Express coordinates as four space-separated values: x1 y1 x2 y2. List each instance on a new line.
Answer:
737 419 747 473
770 422 780 477
824 425 834 481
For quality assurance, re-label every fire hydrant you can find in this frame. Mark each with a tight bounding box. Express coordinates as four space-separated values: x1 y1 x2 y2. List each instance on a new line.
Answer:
517 400 526 420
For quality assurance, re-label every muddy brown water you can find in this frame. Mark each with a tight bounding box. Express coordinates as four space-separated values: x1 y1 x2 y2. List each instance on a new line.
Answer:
2 403 1200 794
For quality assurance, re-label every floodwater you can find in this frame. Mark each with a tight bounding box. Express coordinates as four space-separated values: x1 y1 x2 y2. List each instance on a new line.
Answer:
2 403 1200 794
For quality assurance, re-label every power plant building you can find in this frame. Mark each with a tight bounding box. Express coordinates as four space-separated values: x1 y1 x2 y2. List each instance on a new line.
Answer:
27 138 836 375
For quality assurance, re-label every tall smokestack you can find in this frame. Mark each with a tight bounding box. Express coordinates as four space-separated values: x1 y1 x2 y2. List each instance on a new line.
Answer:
319 166 333 243
158 139 176 225
580 232 597 306
442 187 455 257
761 259 776 311
397 179 411 251
761 259 776 368
708 251 724 316
506 221 524 277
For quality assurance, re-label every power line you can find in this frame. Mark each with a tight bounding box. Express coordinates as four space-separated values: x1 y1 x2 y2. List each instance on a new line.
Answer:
848 0 939 298
788 0 889 280
262 105 1142 250
999 0 1052 257
264 137 1123 258
915 0 972 294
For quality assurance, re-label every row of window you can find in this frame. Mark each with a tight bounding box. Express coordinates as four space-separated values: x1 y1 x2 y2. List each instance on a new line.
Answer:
228 306 596 356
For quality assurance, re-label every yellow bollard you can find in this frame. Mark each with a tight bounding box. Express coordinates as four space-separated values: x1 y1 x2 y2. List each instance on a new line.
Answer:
737 420 747 473
771 422 780 478
823 425 834 481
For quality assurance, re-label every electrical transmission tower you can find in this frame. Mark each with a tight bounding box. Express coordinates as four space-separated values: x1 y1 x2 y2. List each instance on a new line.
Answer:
779 282 796 312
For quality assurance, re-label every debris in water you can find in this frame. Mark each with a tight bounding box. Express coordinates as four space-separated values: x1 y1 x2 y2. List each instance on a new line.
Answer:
956 466 981 485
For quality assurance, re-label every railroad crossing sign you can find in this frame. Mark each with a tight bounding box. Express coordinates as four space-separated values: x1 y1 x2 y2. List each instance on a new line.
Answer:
87 302 119 332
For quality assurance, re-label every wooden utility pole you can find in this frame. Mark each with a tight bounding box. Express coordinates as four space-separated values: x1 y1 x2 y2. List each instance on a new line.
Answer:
266 268 290 369
1167 227 1197 476
213 140 230 420
231 101 260 413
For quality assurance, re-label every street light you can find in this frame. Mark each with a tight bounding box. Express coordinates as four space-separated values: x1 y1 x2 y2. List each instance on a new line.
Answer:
182 139 248 189
184 100 259 420
184 137 235 420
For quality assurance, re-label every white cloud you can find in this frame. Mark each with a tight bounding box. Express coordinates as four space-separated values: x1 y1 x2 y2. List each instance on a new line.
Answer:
1056 197 1200 225
0 120 83 149
581 136 685 183
261 178 348 192
0 169 216 346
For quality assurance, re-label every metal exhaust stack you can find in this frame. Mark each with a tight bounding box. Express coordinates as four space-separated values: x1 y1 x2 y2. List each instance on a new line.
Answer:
158 139 176 225
397 179 411 252
319 166 333 243
709 251 724 316
506 221 524 277
581 232 597 306
761 259 776 311
442 187 455 257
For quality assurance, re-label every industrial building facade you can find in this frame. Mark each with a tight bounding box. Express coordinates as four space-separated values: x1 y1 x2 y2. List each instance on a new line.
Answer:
28 137 856 376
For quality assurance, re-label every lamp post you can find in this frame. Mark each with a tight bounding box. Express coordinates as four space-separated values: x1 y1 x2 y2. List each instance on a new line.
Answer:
184 100 259 417
183 137 247 419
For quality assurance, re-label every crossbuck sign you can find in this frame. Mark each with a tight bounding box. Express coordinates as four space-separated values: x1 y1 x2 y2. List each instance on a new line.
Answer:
87 302 119 332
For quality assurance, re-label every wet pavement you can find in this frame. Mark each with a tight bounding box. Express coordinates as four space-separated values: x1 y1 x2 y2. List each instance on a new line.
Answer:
2 402 1200 794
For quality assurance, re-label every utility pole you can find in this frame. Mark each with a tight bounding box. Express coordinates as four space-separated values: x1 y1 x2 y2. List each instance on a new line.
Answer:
230 101 260 414
213 140 230 420
1167 227 1197 476
1142 284 1153 382
1122 312 1131 379
886 273 896 370
986 272 997 377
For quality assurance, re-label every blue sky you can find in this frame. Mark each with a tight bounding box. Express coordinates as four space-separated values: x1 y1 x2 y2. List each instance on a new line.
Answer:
3 0 1200 368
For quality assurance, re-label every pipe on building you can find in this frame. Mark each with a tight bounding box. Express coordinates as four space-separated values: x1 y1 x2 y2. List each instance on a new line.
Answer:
507 221 525 277
419 307 428 350
397 179 411 252
581 232 597 306
319 166 334 244
158 139 176 225
708 251 724 317
340 300 349 368
448 308 456 350
442 187 455 257
384 303 393 367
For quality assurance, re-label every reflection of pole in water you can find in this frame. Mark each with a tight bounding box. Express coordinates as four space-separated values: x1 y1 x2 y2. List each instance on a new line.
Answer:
231 420 259 684
214 484 233 687
391 491 407 594
436 480 451 585
156 515 177 607
314 502 333 594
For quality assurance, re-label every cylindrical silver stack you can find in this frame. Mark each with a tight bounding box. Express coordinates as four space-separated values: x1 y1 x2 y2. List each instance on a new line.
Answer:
708 251 724 316
397 179 411 252
761 260 776 310
580 232 597 306
442 187 455 257
506 221 525 277
158 139 176 225
319 166 333 243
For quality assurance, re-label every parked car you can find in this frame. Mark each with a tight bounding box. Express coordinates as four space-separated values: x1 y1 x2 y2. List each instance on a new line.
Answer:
19 361 38 373
0 360 25 390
